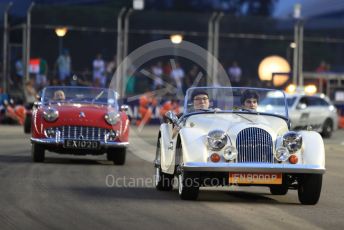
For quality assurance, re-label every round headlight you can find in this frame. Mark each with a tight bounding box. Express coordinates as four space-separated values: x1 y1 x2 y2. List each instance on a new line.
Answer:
283 131 302 152
207 130 228 151
275 147 290 162
43 108 59 122
104 112 120 125
223 146 238 161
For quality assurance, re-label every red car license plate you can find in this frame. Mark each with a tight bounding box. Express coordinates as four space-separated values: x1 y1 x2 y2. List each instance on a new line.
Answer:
64 140 100 149
229 172 282 185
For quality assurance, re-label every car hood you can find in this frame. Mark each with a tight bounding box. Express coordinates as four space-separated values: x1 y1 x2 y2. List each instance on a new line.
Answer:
184 113 288 137
37 103 120 128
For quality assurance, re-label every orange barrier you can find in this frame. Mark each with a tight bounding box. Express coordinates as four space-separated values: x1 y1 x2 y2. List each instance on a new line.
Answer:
339 116 344 129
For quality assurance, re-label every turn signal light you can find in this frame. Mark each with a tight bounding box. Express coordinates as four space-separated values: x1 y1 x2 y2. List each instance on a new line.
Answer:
289 155 298 164
210 153 221 162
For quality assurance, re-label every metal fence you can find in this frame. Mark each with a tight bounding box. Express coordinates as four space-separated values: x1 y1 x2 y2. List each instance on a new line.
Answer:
2 3 344 100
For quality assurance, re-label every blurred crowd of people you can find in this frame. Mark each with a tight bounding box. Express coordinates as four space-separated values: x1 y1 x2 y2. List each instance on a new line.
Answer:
125 60 243 97
2 52 245 125
9 49 245 99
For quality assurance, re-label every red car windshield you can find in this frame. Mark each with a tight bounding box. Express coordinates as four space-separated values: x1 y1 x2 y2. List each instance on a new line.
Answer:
41 86 118 106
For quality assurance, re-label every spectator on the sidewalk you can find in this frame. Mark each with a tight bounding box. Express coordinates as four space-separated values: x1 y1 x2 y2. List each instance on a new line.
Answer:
106 55 117 85
159 99 180 122
24 79 37 106
184 65 201 90
15 59 24 87
316 60 329 73
36 58 48 90
93 53 106 87
170 61 185 93
56 49 71 84
151 61 164 90
228 61 242 86
136 91 157 127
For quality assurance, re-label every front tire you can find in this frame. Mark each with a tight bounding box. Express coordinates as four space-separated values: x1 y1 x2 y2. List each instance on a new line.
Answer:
32 143 45 162
298 174 322 205
321 119 333 138
107 148 126 165
176 141 199 200
178 172 200 200
24 114 31 134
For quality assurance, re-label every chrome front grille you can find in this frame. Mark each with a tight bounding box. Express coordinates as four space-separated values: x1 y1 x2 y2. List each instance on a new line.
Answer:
236 127 274 163
54 126 109 141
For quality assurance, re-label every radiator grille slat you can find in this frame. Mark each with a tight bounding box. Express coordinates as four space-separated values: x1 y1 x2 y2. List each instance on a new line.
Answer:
236 127 273 163
54 126 109 141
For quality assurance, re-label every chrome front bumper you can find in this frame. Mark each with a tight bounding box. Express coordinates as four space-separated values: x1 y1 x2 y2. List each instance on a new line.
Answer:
182 162 325 174
31 138 129 148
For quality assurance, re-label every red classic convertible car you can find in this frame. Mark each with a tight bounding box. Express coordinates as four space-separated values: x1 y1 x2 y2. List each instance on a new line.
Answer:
30 86 130 165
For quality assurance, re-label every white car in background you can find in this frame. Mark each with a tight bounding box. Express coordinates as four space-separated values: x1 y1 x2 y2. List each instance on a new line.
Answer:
260 92 338 138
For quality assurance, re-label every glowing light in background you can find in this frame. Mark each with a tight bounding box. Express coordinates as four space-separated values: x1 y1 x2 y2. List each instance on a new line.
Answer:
258 55 291 86
170 34 183 44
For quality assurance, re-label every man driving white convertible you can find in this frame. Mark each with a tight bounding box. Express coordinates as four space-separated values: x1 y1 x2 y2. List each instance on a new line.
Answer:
192 91 210 111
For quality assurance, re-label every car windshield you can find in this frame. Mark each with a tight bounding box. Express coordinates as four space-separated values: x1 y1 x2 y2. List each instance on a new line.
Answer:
184 87 288 118
41 86 118 107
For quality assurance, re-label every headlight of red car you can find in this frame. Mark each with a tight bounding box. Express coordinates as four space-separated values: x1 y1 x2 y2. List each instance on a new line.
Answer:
104 112 120 125
43 108 59 122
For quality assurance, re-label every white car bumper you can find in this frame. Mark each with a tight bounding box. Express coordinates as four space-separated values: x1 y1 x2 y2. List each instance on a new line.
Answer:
182 162 325 174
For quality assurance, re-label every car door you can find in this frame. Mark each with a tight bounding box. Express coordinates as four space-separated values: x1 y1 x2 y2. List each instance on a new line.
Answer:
307 96 328 129
292 96 312 128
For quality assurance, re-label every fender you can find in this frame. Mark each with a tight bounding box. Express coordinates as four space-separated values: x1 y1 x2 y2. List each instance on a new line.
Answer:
299 130 325 169
179 127 208 164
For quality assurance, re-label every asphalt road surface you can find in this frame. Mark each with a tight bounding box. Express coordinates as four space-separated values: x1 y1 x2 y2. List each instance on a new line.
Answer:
0 125 344 230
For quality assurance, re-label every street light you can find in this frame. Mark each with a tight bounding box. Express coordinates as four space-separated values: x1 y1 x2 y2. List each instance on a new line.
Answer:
258 55 291 87
55 27 68 54
170 34 183 44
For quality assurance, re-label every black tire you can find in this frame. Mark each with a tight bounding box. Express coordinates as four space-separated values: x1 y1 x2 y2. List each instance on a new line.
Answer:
24 115 31 134
176 141 199 200
178 171 200 200
155 136 174 191
321 119 333 138
107 148 126 165
31 143 45 162
155 167 174 191
269 185 288 195
298 174 323 205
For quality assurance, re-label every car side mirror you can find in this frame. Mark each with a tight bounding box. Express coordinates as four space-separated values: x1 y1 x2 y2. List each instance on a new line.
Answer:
165 111 179 124
296 103 307 110
120 105 129 112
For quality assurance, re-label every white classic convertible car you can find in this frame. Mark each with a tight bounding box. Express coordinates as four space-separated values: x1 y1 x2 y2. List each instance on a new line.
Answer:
154 87 325 205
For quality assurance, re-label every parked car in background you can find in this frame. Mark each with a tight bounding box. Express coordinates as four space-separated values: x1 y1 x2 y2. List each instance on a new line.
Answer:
155 87 325 205
260 91 338 138
30 86 130 165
